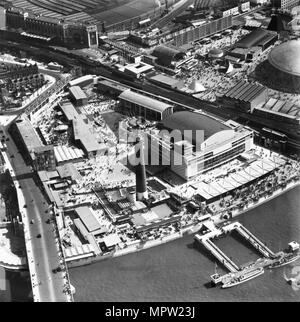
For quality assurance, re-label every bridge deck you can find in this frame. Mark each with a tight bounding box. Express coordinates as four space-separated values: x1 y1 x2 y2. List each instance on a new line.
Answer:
3 127 72 302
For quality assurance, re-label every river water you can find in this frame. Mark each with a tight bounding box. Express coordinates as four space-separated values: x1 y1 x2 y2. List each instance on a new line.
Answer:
1 187 299 302
69 187 300 302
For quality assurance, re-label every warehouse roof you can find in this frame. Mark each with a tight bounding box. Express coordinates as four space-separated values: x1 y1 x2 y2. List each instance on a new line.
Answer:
236 28 277 49
224 81 267 103
119 90 173 114
257 98 300 119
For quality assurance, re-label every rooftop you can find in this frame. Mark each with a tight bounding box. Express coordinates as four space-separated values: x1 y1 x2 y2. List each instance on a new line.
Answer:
163 111 231 142
124 62 154 75
14 118 43 152
56 163 81 181
59 101 83 122
268 40 300 77
98 79 128 92
224 82 267 103
68 75 94 88
150 74 184 89
75 206 101 234
119 90 173 114
73 117 105 153
236 28 277 49
256 98 300 119
69 86 87 101
152 45 185 67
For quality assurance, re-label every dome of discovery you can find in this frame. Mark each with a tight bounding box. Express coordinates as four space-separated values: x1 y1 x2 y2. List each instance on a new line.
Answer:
268 40 300 77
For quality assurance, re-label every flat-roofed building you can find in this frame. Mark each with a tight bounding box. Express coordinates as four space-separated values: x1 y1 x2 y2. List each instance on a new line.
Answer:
118 90 174 121
124 62 154 79
69 86 88 106
149 74 185 90
59 99 106 157
56 163 81 182
9 117 56 171
59 100 86 123
75 206 105 236
222 81 269 112
72 117 107 157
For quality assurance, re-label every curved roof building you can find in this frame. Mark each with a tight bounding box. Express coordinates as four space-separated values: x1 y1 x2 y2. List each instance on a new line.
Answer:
149 111 254 180
254 40 300 94
208 48 224 59
162 111 236 150
268 40 300 78
152 45 186 67
163 111 231 141
235 28 278 49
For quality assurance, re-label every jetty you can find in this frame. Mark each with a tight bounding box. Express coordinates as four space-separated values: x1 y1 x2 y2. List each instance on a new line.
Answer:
195 221 298 287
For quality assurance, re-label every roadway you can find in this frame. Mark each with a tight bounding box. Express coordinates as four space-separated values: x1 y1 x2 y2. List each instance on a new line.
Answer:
2 128 71 302
20 177 69 302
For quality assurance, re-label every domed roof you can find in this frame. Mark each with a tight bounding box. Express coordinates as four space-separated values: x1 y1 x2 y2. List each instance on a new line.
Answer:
209 48 223 55
268 40 300 77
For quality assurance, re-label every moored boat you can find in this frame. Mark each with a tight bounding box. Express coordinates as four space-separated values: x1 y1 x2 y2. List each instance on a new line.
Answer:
268 253 300 269
221 267 264 289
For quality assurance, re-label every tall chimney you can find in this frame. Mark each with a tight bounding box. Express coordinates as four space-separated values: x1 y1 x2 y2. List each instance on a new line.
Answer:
135 137 148 201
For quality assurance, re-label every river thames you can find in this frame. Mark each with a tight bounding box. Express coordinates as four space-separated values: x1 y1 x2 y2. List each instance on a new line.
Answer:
69 186 300 302
1 187 299 302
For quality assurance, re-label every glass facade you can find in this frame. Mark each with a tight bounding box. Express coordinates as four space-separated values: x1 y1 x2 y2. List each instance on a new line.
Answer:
202 144 246 171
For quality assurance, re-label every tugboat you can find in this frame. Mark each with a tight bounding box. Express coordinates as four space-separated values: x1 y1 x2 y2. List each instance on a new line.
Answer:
221 267 264 289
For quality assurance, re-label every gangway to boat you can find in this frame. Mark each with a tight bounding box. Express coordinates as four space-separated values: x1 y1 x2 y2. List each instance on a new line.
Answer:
195 234 239 273
234 223 276 258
